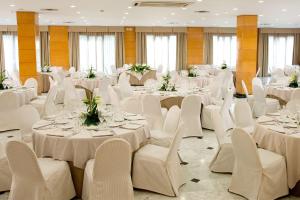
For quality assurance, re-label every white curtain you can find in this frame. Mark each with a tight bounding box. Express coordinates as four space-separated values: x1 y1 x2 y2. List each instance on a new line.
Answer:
3 33 19 76
212 35 237 68
79 34 116 74
146 34 177 73
268 35 294 73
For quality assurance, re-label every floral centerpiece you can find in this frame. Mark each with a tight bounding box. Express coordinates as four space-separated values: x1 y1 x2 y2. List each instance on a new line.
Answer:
188 67 198 77
221 62 227 70
81 96 102 126
159 72 176 91
289 73 299 88
128 64 150 75
0 70 8 90
41 65 52 73
86 66 96 79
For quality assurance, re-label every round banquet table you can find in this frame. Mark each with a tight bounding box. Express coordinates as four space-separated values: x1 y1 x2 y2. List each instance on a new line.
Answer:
127 70 157 86
180 76 213 89
32 112 150 196
266 86 298 103
0 87 36 107
252 116 300 195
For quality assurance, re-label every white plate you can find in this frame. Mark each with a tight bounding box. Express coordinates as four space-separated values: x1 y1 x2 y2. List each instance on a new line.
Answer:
55 119 70 125
121 124 143 130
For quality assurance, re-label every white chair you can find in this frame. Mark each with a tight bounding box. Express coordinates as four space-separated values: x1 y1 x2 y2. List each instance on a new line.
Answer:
82 139 133 200
229 128 288 200
0 142 11 192
63 78 84 110
24 78 38 97
16 105 40 144
202 89 234 130
241 80 254 107
142 95 165 130
180 95 203 138
0 91 19 112
121 96 143 114
252 79 280 117
6 141 76 200
150 105 181 147
291 88 300 100
108 85 121 108
118 73 133 99
132 125 184 196
234 100 254 134
209 110 234 173
93 77 111 104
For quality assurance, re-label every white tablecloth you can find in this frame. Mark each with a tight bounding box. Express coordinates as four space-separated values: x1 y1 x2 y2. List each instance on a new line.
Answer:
266 86 297 102
33 116 150 168
252 117 300 188
72 78 102 92
0 87 37 107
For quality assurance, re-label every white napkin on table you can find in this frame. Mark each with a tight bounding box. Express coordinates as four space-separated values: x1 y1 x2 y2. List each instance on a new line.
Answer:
257 116 274 123
92 131 114 137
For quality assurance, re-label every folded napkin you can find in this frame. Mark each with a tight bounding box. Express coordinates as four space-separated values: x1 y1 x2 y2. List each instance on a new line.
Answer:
257 116 274 123
267 112 281 116
121 123 143 130
92 131 114 137
125 115 145 121
33 120 53 129
46 130 73 137
265 125 285 133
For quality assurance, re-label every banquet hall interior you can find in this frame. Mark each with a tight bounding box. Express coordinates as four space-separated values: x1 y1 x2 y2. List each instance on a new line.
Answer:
1 0 300 199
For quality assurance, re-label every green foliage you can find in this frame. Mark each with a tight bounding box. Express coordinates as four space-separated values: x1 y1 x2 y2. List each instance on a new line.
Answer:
188 68 198 77
221 63 227 70
289 73 299 88
86 66 96 79
41 66 52 73
81 96 101 126
0 70 7 90
159 72 176 91
129 64 150 75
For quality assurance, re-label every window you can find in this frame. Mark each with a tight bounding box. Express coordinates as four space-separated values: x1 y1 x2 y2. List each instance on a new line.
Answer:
146 34 177 73
79 34 115 74
212 35 237 68
268 35 294 73
3 33 19 76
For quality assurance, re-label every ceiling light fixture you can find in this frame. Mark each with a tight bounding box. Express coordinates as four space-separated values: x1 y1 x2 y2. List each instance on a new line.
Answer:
282 8 287 12
9 4 15 7
233 8 238 11
76 11 81 14
70 5 76 8
258 0 264 3
124 12 129 15
259 14 264 17
128 6 132 9
182 7 187 10
215 13 220 16
197 0 203 2
171 12 175 15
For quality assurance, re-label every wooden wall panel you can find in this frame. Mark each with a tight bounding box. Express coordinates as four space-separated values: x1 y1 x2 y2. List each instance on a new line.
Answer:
17 12 39 83
124 27 136 64
49 26 70 69
187 27 204 67
236 15 258 94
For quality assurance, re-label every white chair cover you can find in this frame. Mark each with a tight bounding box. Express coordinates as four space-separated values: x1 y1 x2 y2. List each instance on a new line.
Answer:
234 100 254 133
44 85 59 117
0 91 19 111
180 95 203 137
82 139 133 200
209 110 234 173
291 88 300 100
229 128 288 200
241 80 254 108
107 85 121 108
142 95 164 130
150 105 181 147
220 89 234 130
63 78 82 110
118 73 133 99
121 96 143 114
24 78 38 97
132 125 184 196
16 105 40 143
6 141 75 200
93 77 111 104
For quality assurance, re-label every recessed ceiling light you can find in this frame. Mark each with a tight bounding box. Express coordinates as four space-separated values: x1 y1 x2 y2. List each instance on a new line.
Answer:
215 13 220 16
70 5 76 8
282 8 287 12
171 12 175 15
233 8 238 11
182 7 187 10
197 0 202 2
124 12 129 15
258 0 264 3
259 14 264 17
128 6 132 9
9 4 15 7
76 11 81 14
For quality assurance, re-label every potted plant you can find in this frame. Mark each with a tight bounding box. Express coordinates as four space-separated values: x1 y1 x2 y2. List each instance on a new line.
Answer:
86 66 96 79
128 64 150 75
159 72 176 91
0 70 7 90
188 67 198 77
221 62 227 70
81 96 102 126
289 73 299 88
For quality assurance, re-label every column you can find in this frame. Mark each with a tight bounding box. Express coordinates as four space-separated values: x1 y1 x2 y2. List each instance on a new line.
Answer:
187 27 204 67
124 27 136 64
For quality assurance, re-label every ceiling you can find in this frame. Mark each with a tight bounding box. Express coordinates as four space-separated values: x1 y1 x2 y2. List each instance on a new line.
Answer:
0 0 300 28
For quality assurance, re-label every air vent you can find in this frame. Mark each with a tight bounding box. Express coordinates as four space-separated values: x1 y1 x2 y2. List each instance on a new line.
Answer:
40 8 59 12
133 1 193 8
195 10 210 13
64 21 74 24
260 23 271 26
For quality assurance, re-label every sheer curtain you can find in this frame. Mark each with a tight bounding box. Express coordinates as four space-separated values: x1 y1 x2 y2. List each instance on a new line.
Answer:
212 35 237 68
3 33 19 76
79 33 116 74
268 35 294 73
146 34 177 73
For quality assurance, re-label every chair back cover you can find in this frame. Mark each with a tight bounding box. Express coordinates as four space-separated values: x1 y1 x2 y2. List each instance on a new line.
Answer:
24 78 38 96
167 125 184 166
97 77 111 104
44 85 58 116
291 89 300 100
121 97 142 114
180 95 202 137
231 128 262 170
17 105 40 142
252 79 267 117
241 80 249 98
142 95 164 130
92 138 133 199
48 76 56 89
118 73 133 99
220 89 234 129
6 141 47 197
163 105 181 135
211 110 227 146
107 85 121 108
234 100 253 128
63 78 81 109
0 91 19 111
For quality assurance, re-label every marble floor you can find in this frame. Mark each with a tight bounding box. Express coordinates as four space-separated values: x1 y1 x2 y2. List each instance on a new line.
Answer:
0 130 299 200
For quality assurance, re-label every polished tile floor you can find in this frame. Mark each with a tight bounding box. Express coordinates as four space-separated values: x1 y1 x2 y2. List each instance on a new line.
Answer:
0 130 299 200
